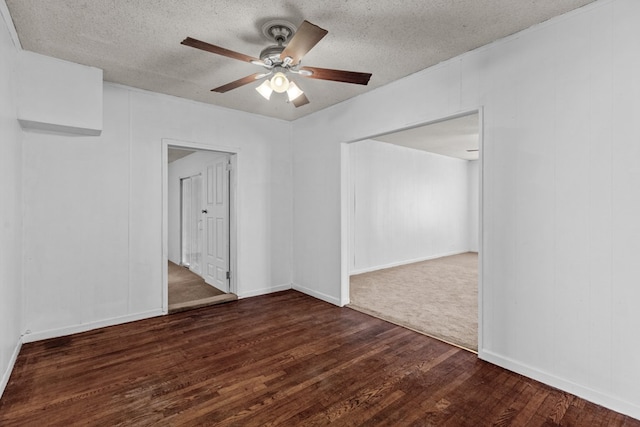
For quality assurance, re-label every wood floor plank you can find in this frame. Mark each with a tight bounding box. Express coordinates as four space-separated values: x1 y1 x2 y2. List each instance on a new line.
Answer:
1 290 638 426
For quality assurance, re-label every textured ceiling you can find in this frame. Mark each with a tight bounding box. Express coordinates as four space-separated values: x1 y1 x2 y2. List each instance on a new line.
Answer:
6 0 596 121
374 113 479 161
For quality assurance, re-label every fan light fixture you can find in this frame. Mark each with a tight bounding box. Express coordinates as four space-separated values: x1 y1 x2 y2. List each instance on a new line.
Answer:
256 80 273 100
255 72 305 102
286 81 304 101
182 19 372 109
270 72 289 93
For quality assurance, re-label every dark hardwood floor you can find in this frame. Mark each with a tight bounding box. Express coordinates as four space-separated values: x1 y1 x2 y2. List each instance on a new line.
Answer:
0 290 637 426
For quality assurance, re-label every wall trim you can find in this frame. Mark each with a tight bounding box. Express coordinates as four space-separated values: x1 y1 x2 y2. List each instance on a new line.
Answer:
162 138 242 156
0 0 21 49
349 250 470 276
479 349 640 421
18 119 102 136
238 283 292 299
293 283 342 307
0 338 22 399
21 309 164 343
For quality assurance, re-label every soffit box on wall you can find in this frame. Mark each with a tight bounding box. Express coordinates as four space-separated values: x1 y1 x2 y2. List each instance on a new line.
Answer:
17 50 103 136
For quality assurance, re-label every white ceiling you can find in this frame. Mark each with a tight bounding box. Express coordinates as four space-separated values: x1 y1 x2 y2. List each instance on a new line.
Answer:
373 113 479 161
5 0 596 121
167 148 196 163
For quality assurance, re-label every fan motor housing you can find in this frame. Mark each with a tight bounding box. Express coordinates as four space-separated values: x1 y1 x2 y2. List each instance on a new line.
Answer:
261 20 296 43
259 45 285 66
259 20 298 66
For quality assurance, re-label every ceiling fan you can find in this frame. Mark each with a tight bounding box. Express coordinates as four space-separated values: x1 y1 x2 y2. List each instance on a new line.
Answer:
181 19 372 107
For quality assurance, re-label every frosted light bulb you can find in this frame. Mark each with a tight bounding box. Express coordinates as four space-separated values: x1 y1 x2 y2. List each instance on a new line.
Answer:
270 72 289 93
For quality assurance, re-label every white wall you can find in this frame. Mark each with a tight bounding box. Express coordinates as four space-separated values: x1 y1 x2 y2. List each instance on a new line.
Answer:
167 150 227 265
467 159 479 252
0 2 23 397
292 0 640 419
22 81 293 341
349 139 470 274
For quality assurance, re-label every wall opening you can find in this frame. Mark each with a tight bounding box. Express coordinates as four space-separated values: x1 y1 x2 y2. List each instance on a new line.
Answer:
340 109 483 352
162 140 239 314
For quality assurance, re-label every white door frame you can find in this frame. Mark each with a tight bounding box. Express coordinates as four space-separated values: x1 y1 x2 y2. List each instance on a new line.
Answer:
339 107 484 350
161 138 240 314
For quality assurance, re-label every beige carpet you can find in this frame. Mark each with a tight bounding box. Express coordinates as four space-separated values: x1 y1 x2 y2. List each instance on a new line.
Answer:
168 262 236 313
349 252 478 352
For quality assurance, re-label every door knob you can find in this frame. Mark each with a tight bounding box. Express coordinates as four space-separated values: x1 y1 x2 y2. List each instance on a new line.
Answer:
202 209 208 214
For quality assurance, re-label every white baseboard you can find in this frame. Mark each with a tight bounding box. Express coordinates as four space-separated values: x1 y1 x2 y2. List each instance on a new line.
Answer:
21 309 165 343
0 338 22 399
349 250 470 276
479 349 640 421
292 283 341 306
237 283 292 299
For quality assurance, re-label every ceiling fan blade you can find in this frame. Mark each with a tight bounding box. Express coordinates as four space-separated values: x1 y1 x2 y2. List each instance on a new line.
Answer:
182 37 260 63
211 73 263 93
280 21 328 64
292 93 310 108
300 66 372 85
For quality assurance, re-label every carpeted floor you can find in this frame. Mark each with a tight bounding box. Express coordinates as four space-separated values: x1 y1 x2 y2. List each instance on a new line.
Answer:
168 262 236 313
349 252 478 351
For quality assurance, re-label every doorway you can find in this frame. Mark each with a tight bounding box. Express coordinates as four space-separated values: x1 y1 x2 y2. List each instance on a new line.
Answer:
341 110 482 352
180 174 202 273
162 140 238 313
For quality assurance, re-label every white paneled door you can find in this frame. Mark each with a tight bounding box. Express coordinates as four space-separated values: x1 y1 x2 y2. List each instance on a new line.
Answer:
203 157 230 292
